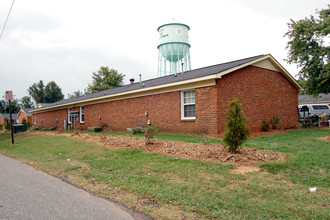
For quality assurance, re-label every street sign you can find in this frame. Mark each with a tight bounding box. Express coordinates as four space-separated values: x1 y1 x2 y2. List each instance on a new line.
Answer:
5 91 13 101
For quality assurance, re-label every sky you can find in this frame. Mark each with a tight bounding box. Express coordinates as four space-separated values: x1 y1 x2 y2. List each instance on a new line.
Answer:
0 0 328 101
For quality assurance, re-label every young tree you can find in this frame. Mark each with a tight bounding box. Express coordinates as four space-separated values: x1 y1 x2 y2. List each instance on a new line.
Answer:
223 98 250 153
87 66 125 93
44 81 64 103
285 5 329 97
28 80 45 104
20 96 35 108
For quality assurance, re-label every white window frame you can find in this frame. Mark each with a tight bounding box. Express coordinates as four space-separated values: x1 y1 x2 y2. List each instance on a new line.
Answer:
68 108 72 124
181 89 196 120
80 106 84 123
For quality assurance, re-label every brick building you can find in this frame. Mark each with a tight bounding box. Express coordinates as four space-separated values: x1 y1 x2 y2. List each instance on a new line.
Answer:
0 113 18 126
31 54 302 134
18 108 33 124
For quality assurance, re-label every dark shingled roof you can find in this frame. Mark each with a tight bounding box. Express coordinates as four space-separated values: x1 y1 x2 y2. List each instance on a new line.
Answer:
36 54 266 110
0 113 18 119
22 108 33 115
299 93 330 104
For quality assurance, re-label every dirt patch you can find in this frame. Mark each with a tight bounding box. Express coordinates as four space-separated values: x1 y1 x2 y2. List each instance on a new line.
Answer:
29 131 286 167
318 136 330 142
230 166 260 174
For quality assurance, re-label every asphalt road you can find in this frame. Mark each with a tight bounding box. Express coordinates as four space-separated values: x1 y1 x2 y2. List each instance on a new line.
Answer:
0 153 148 220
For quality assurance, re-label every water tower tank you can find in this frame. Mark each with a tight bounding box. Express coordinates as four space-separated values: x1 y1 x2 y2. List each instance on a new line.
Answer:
157 23 191 76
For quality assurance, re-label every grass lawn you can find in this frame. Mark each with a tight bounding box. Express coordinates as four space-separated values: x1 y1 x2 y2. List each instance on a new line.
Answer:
0 128 329 219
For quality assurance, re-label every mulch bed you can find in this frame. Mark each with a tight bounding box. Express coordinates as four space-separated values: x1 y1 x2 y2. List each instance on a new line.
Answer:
29 131 287 166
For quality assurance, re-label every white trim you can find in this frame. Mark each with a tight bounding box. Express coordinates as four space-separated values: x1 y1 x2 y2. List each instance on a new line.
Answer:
80 106 84 123
34 113 36 124
181 89 196 120
32 79 215 113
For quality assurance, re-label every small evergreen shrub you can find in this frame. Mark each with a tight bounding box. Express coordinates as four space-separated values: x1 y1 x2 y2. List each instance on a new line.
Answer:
261 120 270 131
142 125 158 145
223 98 250 153
270 115 281 129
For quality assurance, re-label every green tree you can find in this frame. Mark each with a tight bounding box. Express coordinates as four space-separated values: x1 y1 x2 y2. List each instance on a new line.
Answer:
297 78 307 94
68 90 83 99
285 5 330 97
28 80 45 104
28 80 64 104
223 98 250 153
87 66 125 93
0 95 21 113
20 96 35 108
44 81 64 103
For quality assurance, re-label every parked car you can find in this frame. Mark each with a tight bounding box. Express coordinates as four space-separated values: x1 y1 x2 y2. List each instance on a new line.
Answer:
298 104 330 119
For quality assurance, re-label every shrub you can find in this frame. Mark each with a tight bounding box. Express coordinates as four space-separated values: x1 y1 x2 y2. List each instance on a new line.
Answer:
22 118 31 129
270 115 281 129
3 118 11 130
142 125 158 145
300 118 312 128
223 98 250 153
261 120 270 131
22 118 27 124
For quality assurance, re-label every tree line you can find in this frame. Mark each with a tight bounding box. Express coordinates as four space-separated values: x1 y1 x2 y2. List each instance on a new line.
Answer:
0 67 124 113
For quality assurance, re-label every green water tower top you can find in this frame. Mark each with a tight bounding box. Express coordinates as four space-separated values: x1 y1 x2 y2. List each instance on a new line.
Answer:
157 23 190 48
157 23 191 76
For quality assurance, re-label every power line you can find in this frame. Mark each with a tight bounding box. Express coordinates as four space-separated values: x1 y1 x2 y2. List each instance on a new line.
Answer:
0 0 15 39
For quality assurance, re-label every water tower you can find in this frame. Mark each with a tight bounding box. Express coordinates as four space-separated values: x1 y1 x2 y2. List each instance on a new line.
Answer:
157 23 191 76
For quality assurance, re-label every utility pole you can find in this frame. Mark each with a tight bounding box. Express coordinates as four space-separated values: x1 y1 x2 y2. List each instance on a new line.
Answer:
6 91 14 144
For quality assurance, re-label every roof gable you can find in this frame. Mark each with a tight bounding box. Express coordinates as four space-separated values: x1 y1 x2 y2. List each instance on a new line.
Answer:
18 108 33 116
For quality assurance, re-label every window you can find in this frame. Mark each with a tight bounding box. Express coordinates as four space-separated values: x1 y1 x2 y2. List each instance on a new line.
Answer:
181 90 195 119
34 114 36 124
80 106 84 123
312 105 329 110
68 108 72 123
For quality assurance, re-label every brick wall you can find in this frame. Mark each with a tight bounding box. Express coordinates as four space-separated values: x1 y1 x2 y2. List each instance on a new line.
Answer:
83 88 218 134
216 66 298 132
0 116 4 125
18 112 32 125
35 65 299 134
36 109 68 130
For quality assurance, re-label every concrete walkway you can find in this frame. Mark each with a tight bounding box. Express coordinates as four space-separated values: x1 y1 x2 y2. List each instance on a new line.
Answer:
0 154 148 220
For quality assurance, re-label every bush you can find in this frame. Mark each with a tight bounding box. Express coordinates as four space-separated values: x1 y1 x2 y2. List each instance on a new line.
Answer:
270 115 281 129
300 118 312 128
261 120 270 131
3 118 11 130
22 118 31 129
142 125 158 145
223 98 250 153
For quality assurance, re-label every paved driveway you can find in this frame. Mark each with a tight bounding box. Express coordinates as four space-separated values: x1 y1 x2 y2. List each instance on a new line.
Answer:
0 154 148 220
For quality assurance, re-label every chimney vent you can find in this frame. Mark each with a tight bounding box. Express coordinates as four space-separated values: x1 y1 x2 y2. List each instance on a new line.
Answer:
129 78 135 85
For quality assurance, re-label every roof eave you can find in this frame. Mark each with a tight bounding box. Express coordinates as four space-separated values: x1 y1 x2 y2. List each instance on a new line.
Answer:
31 75 217 113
